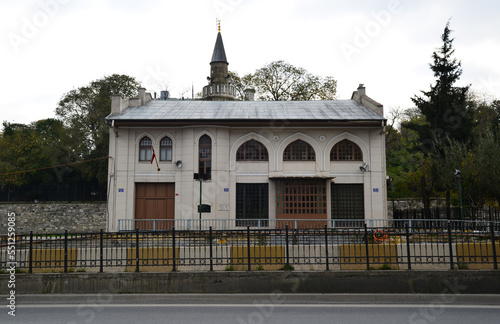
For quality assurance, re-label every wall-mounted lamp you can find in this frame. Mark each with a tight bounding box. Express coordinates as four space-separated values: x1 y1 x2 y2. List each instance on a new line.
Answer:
360 163 369 172
175 160 183 169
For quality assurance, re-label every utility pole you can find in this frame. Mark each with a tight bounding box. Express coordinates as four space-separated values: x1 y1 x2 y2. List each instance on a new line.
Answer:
455 169 464 220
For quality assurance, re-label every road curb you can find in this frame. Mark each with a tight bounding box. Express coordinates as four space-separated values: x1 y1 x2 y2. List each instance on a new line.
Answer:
1 270 499 295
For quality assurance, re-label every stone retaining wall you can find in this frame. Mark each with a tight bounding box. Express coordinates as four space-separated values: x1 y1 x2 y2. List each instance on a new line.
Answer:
3 270 500 294
0 203 107 234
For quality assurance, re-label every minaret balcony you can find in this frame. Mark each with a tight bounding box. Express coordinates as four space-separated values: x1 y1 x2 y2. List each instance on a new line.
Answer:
202 84 236 100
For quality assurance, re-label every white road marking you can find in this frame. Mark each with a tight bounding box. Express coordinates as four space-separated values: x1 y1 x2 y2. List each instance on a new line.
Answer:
15 304 500 309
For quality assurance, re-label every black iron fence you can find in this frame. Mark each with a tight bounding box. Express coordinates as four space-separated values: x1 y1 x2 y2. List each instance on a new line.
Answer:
0 183 106 202
393 206 500 222
1 220 499 273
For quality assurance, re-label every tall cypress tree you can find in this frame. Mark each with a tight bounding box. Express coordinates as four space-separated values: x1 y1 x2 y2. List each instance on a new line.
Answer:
411 21 473 155
409 21 474 217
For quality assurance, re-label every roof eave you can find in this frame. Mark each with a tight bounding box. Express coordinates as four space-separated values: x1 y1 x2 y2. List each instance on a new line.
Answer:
108 119 386 127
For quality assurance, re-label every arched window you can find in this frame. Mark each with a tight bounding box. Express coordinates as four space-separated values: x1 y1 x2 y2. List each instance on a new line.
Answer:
199 135 212 180
160 136 173 161
330 139 362 161
236 140 269 161
283 140 315 161
139 137 152 161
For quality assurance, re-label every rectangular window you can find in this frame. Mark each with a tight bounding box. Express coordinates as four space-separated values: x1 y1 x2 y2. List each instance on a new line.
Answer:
139 147 152 161
331 184 364 227
236 183 269 227
160 147 172 161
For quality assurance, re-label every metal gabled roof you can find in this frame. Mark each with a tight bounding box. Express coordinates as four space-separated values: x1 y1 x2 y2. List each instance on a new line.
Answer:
106 99 385 122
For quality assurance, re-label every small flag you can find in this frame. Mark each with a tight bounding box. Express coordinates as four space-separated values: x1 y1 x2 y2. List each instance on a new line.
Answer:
151 147 156 164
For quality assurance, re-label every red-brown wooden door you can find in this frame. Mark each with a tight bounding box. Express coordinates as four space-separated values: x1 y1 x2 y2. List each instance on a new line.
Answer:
135 183 175 230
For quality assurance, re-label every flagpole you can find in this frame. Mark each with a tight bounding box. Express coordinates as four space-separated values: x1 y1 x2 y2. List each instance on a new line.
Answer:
151 146 160 171
154 154 160 172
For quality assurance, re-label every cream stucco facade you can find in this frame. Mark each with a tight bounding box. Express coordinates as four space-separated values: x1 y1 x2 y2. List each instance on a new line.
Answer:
105 29 387 231
106 90 387 231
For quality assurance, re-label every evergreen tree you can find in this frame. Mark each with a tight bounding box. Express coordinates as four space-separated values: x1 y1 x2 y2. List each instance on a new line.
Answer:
408 21 475 216
410 21 474 155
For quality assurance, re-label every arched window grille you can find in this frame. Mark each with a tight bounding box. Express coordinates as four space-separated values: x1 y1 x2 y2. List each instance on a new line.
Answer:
283 140 315 161
139 137 152 161
330 139 363 161
160 136 173 161
199 135 212 180
236 140 269 161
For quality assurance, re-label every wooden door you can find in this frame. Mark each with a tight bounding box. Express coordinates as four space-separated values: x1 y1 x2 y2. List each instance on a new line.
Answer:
135 183 175 230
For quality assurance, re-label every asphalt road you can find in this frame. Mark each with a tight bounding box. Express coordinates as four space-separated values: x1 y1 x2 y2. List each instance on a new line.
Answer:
2 294 500 324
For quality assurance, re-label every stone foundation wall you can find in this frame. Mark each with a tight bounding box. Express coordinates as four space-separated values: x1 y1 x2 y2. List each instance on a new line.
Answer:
0 203 106 234
387 199 447 218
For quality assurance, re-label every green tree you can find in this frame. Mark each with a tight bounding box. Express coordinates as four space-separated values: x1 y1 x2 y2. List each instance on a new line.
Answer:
245 60 337 101
439 131 500 208
386 109 438 207
406 21 475 213
55 74 140 185
228 71 253 100
0 119 75 187
410 21 474 154
436 96 500 208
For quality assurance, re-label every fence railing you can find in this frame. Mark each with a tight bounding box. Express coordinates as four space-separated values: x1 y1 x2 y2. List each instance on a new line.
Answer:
118 218 497 232
118 218 376 231
1 220 499 273
393 206 500 222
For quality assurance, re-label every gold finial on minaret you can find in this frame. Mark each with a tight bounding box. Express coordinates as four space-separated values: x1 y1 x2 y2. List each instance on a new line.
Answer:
217 19 221 33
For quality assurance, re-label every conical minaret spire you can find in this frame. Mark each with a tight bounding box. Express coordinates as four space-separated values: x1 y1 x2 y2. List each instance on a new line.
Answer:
203 21 235 101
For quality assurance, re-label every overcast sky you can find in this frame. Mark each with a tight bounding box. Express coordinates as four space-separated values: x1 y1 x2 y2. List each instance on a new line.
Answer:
1 0 499 125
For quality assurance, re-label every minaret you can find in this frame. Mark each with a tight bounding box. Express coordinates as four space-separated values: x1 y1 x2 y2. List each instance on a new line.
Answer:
203 20 236 101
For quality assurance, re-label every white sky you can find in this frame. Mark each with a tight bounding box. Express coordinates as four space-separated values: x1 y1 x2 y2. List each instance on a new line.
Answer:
1 0 499 125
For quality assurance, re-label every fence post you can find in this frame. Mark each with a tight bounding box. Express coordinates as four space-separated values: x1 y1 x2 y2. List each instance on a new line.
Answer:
246 226 251 271
64 230 68 273
324 224 329 271
135 228 140 272
490 221 498 270
405 222 411 270
99 229 104 273
285 225 290 269
364 224 370 270
209 226 213 271
172 227 176 272
447 221 454 270
29 231 33 274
